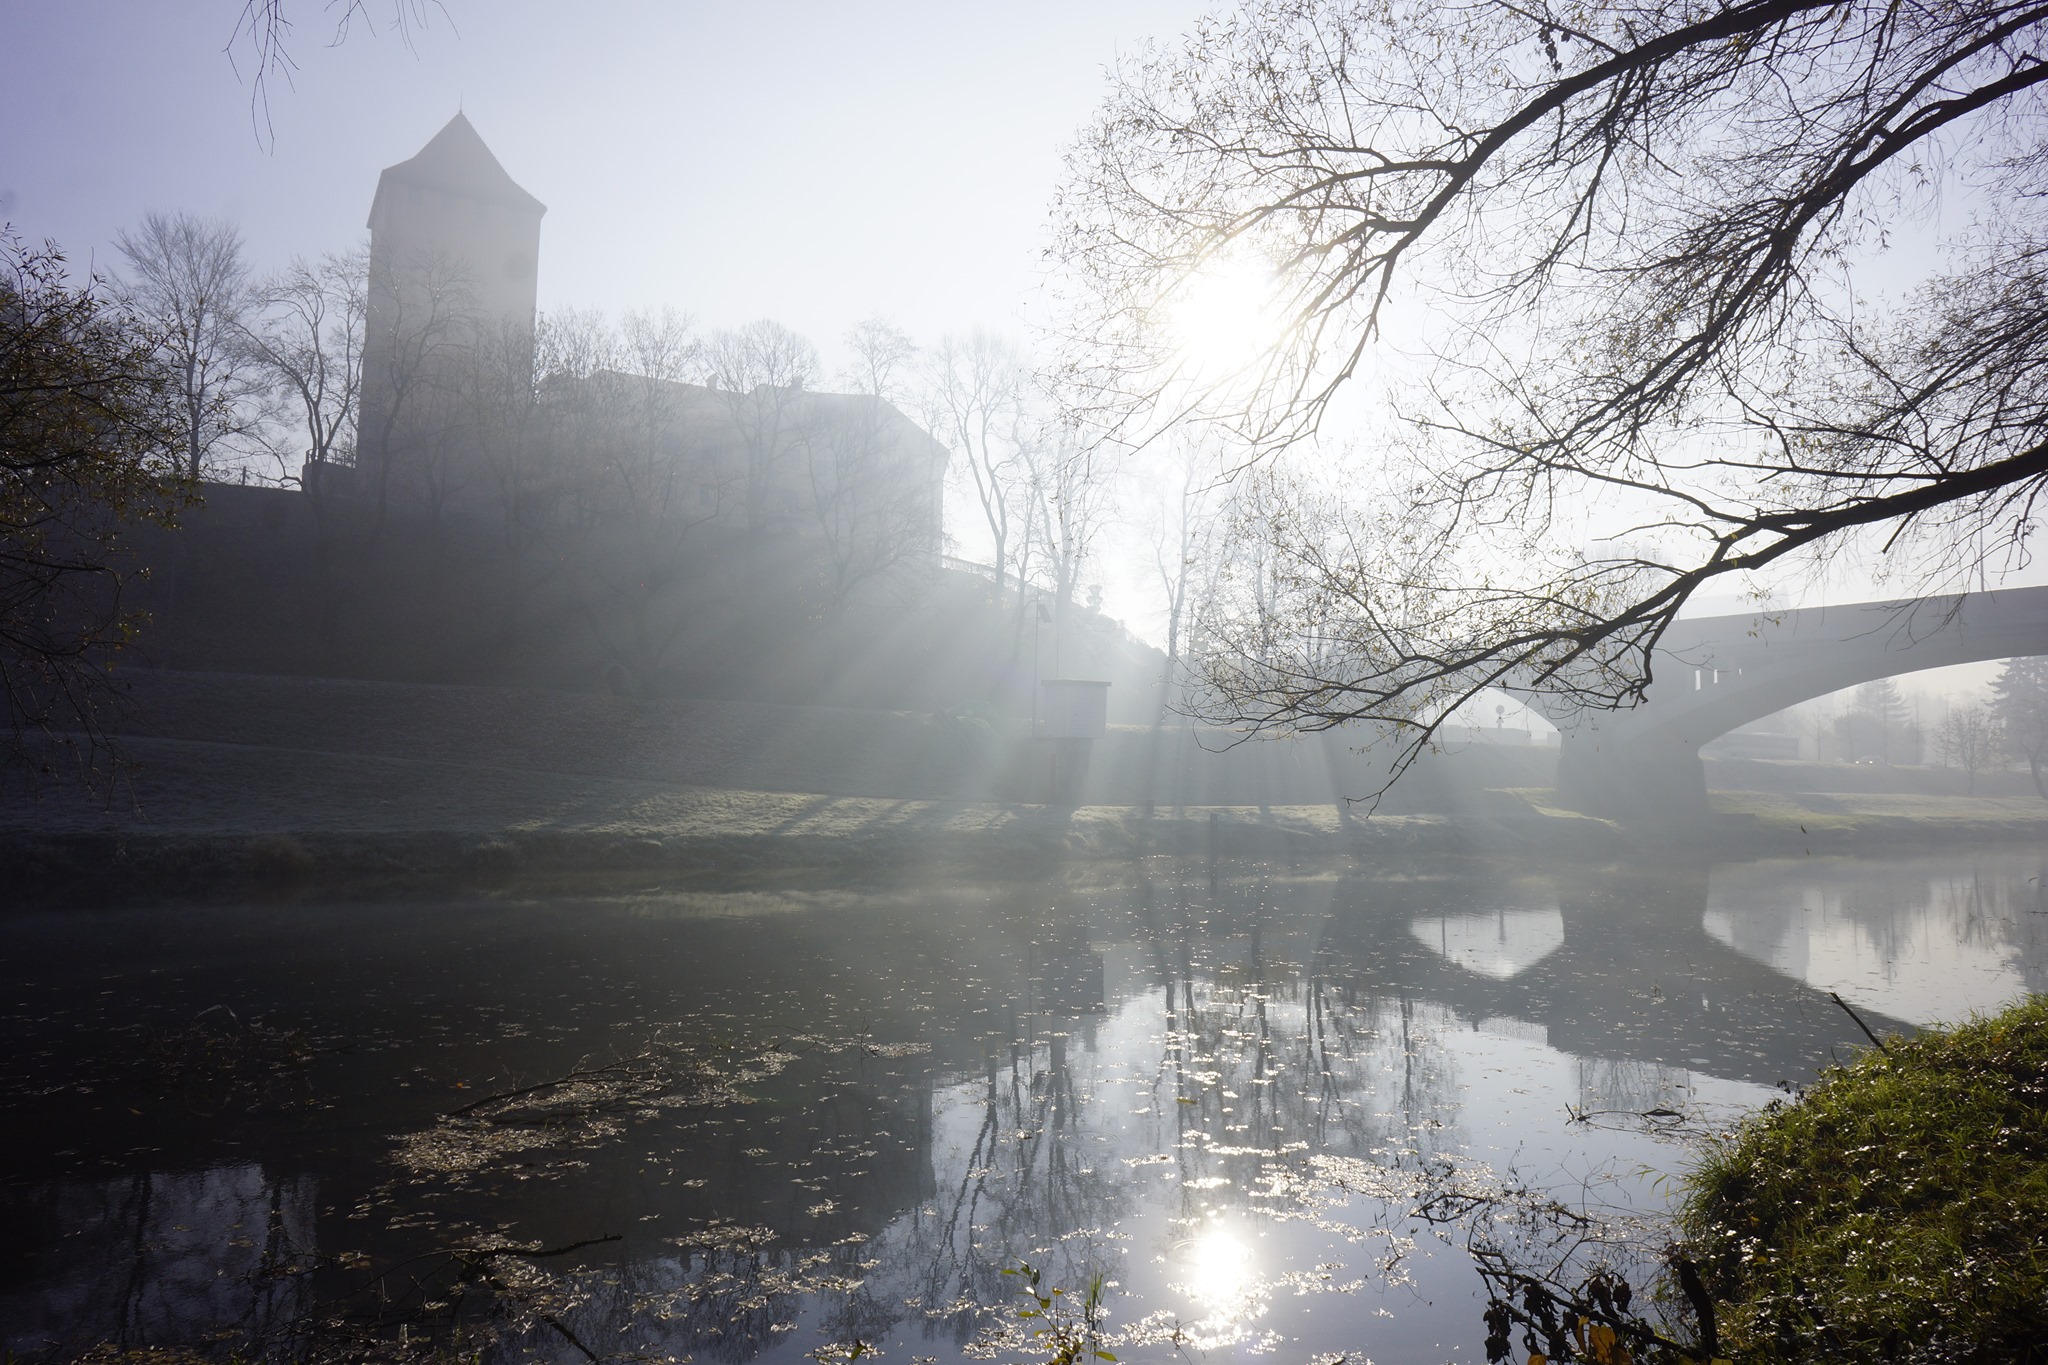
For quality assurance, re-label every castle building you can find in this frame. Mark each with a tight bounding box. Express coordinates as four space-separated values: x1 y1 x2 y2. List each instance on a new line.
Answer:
353 112 546 512
331 115 945 567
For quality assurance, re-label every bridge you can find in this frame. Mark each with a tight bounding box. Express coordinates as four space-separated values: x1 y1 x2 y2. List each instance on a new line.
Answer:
1512 586 2048 819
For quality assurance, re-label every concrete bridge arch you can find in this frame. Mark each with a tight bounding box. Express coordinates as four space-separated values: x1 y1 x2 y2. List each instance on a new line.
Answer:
1511 587 2048 818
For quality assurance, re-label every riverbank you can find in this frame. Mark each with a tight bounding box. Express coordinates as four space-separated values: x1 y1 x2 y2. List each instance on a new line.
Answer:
1516 786 2048 853
1680 994 2048 1362
7 669 2046 903
9 731 2048 904
0 729 1571 901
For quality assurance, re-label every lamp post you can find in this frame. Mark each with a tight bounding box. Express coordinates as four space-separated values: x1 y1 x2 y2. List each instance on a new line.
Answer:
1032 598 1051 736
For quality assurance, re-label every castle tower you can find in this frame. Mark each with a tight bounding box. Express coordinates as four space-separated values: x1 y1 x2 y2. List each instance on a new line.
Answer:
352 113 545 514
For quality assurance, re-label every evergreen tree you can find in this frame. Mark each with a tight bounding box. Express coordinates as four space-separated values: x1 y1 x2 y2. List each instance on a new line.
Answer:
1849 679 1910 766
1990 658 2048 801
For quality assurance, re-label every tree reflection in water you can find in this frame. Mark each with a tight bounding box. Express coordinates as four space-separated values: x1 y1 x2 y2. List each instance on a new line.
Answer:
1704 852 2048 1022
4 850 2043 1362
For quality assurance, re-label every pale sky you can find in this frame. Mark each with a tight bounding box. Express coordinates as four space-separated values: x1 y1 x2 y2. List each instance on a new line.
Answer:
3 1 1209 361
6 3 2035 679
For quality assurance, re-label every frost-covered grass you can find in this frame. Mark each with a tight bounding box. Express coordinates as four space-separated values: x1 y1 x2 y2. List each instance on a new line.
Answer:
1709 789 2048 829
1681 994 2048 1364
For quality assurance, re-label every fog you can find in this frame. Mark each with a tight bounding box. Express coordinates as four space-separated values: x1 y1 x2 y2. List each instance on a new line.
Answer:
5 5 2048 1363
2 3 1206 356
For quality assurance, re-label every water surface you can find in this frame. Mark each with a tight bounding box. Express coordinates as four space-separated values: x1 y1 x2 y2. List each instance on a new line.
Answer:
3 849 2042 1362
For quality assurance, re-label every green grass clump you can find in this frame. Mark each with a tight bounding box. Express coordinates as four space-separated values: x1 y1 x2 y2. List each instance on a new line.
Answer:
1680 994 2048 1363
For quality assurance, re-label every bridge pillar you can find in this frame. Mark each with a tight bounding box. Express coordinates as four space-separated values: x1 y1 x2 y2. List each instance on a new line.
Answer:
1554 728 1711 823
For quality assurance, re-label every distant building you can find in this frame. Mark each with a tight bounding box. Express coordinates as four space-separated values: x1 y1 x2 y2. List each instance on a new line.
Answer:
1701 728 1810 761
325 115 946 564
539 372 948 562
349 112 546 511
1436 723 1538 747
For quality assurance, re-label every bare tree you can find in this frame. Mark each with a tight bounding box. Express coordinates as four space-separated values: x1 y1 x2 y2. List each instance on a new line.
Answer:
225 2 448 146
1139 431 1233 720
356 248 476 530
805 318 940 609
422 312 561 661
522 305 620 524
525 306 626 534
539 308 732 690
622 308 698 401
1181 459 1455 748
921 332 1034 602
699 319 819 536
242 245 368 499
1128 432 1235 812
1021 412 1118 673
838 316 917 403
1937 704 2002 794
611 307 707 521
241 245 382 663
460 314 546 528
1056 0 2048 778
465 306 696 533
113 212 262 480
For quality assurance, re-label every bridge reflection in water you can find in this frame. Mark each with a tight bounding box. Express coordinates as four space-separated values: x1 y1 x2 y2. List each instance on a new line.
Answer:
1 852 2037 1362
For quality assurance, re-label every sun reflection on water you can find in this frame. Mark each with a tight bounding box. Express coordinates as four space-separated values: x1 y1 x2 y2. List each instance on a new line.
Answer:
1170 1218 1271 1346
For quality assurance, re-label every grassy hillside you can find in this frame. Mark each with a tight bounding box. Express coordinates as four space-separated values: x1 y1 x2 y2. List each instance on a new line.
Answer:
119 484 1166 720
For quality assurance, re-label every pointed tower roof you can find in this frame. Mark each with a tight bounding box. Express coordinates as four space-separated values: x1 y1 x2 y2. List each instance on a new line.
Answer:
367 112 545 225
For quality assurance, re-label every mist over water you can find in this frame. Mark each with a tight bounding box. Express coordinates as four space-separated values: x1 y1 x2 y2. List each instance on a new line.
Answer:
11 6 2048 1364
5 848 2040 1362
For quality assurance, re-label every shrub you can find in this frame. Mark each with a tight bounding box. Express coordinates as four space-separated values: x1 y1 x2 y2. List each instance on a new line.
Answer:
1681 995 2048 1363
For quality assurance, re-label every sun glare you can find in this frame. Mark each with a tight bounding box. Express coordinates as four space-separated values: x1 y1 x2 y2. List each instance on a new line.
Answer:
1167 257 1282 379
1177 1221 1260 1319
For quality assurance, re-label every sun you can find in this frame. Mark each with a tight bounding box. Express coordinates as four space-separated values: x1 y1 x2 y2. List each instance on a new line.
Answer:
1165 255 1283 380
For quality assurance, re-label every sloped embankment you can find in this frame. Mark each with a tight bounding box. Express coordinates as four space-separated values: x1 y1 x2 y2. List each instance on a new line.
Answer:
3 670 1613 901
1682 995 2048 1363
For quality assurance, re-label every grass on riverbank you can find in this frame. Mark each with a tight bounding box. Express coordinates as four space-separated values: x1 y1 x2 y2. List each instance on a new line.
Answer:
1710 788 2048 833
1680 994 2048 1364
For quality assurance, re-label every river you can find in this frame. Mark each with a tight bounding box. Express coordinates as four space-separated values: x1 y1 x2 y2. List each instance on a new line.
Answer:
4 848 2044 1363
